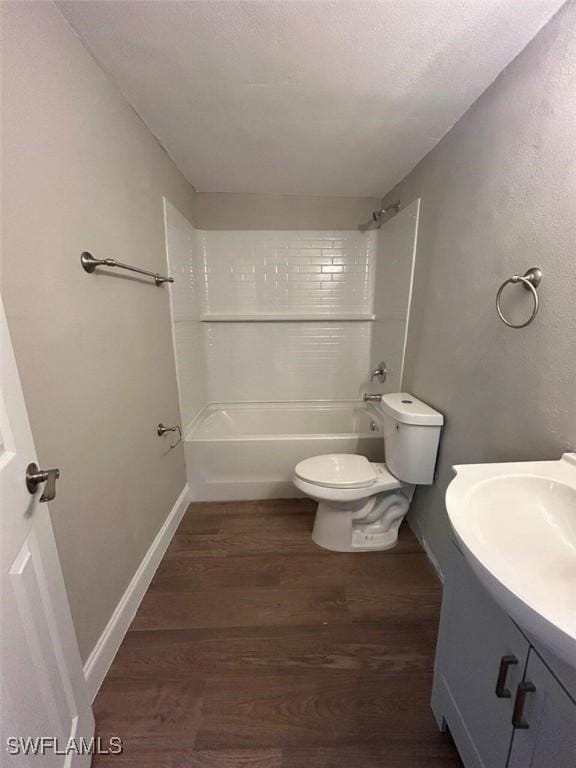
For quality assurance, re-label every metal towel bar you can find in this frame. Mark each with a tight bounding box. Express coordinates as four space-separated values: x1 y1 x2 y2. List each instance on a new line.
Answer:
81 252 173 286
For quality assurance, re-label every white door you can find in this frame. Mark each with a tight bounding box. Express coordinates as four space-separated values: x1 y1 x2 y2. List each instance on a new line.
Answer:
0 297 94 767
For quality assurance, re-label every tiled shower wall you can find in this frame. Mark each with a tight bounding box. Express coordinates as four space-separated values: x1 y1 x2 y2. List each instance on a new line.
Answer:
165 217 420 420
164 202 207 429
199 231 376 316
200 230 377 404
167 220 413 419
204 321 371 402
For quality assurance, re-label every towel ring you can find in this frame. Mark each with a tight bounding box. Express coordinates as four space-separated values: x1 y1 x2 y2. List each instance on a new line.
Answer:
496 267 542 329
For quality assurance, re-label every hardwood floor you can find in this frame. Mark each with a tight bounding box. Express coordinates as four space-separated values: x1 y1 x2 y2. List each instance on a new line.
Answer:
93 499 462 767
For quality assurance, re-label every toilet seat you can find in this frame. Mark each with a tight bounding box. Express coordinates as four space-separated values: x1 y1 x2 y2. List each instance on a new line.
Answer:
295 454 377 489
294 454 404 503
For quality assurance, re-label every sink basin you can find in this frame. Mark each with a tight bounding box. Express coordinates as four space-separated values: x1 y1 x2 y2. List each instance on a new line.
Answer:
446 453 576 668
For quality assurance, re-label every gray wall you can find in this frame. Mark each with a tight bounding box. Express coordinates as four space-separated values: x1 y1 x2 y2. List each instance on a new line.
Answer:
383 2 576 575
1 2 195 659
195 192 379 230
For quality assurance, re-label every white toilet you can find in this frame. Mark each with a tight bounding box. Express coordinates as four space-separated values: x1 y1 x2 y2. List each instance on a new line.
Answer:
293 393 443 552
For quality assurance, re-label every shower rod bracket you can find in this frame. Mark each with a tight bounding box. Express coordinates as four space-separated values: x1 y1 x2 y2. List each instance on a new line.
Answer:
372 201 401 223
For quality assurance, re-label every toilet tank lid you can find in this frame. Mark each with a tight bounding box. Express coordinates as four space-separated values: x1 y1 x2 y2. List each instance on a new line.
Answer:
377 393 444 426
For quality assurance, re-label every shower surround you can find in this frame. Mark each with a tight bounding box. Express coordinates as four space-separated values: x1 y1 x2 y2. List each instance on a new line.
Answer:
164 199 418 499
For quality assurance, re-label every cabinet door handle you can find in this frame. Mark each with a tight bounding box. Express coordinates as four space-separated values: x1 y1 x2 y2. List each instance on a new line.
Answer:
495 655 518 698
512 681 536 729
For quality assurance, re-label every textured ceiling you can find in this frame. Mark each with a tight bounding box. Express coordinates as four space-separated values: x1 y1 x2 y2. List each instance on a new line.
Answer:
57 0 565 197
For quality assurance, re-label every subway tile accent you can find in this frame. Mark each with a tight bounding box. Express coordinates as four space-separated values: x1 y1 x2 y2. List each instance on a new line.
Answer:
168 228 380 405
204 321 371 402
199 230 377 316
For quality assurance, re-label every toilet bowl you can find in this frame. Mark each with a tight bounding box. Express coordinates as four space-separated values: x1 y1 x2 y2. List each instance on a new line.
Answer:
292 394 443 552
294 455 415 551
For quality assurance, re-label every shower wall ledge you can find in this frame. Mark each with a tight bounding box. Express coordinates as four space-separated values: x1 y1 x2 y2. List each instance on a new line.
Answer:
200 313 375 322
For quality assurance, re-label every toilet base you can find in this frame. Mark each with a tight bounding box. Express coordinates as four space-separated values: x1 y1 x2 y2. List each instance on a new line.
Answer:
311 487 415 552
312 517 400 552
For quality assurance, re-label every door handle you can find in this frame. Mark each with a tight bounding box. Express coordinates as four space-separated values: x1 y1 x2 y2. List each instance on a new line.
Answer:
495 654 518 698
26 463 60 503
512 681 536 729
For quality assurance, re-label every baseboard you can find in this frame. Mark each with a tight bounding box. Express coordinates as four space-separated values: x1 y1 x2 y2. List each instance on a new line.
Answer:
83 484 190 701
407 517 445 583
421 535 445 583
188 478 305 502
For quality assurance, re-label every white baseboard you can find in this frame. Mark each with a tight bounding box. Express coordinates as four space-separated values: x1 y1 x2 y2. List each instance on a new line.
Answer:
83 484 190 701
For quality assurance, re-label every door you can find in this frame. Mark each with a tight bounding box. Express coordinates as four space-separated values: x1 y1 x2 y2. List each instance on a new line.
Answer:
508 649 576 768
433 548 530 768
0 297 94 767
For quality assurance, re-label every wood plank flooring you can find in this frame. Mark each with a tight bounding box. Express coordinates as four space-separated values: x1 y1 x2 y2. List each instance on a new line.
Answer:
93 499 462 767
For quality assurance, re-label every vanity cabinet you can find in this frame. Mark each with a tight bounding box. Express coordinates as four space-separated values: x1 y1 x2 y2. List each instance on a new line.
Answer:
508 650 576 767
433 545 576 768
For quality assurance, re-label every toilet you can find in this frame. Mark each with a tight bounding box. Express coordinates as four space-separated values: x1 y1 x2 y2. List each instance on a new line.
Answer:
293 393 443 552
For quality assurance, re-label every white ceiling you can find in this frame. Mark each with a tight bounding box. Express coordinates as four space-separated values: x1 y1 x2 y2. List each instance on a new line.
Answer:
57 0 565 197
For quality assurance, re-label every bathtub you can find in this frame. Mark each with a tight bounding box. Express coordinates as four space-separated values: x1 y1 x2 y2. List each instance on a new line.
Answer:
185 401 384 501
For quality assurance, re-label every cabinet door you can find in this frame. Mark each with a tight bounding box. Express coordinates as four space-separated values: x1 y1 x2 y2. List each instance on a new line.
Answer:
508 650 576 768
432 549 529 768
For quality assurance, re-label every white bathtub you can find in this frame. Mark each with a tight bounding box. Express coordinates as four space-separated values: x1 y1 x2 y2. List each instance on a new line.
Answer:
185 401 384 501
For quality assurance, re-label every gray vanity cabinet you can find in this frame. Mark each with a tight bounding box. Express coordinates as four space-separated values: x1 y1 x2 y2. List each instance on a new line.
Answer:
433 545 576 768
508 650 576 767
432 550 530 768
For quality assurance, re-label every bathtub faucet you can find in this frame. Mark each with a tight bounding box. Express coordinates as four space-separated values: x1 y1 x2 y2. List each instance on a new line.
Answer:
370 361 388 383
363 393 383 403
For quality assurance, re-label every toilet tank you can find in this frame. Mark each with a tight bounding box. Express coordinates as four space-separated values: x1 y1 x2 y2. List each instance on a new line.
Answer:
375 393 443 485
